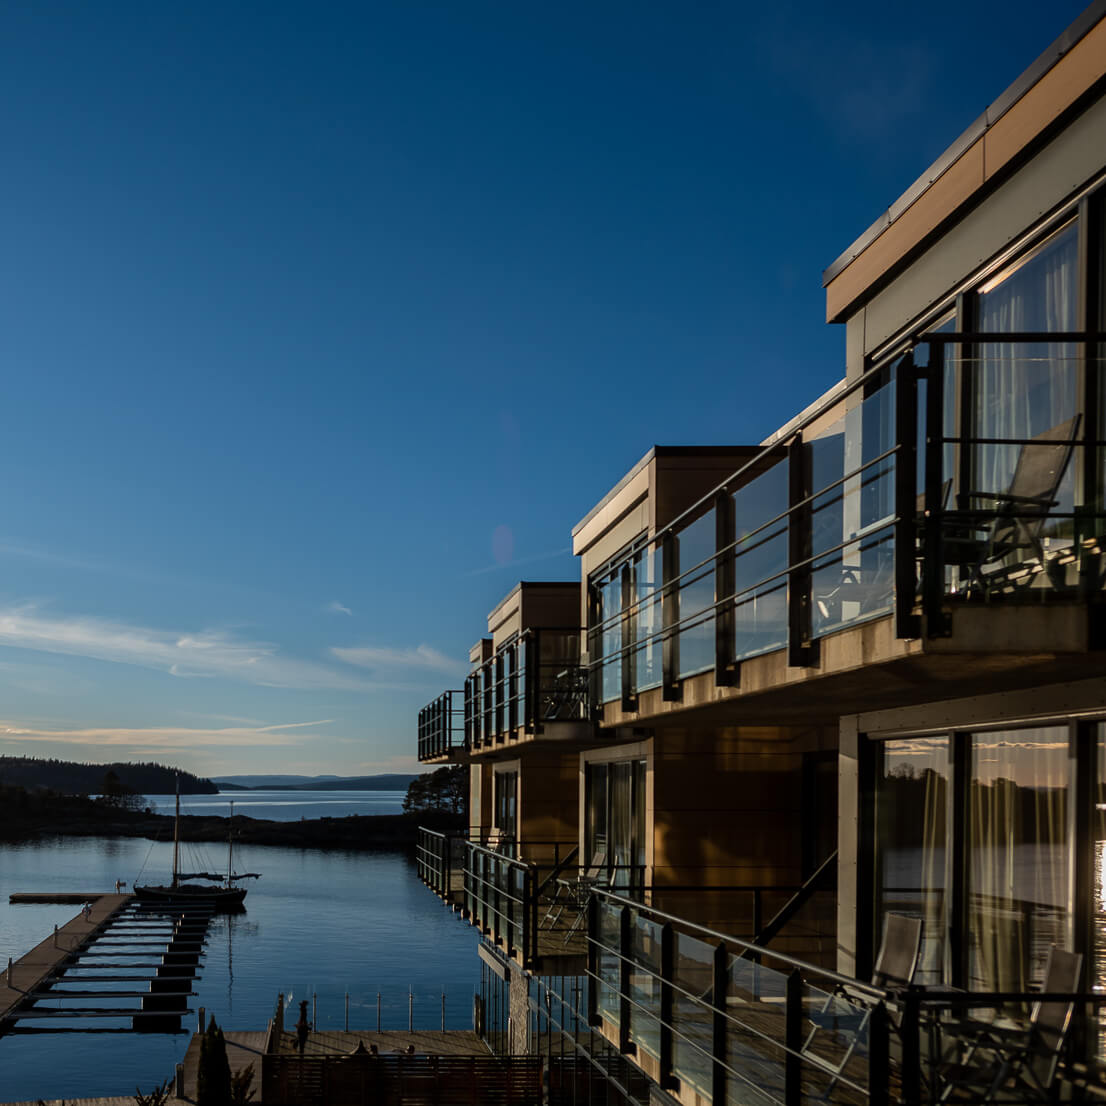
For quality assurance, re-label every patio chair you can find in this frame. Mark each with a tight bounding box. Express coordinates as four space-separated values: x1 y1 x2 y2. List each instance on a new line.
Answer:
559 849 610 947
802 912 923 1096
949 415 1081 597
938 945 1083 1103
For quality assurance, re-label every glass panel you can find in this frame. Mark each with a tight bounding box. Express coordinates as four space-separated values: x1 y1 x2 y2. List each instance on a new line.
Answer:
676 509 715 679
810 420 845 639
726 955 789 1105
596 900 621 1025
629 912 663 1062
813 377 897 637
633 548 662 693
672 930 714 1098
598 575 621 704
876 737 948 986
968 726 1070 991
976 223 1078 499
732 460 788 661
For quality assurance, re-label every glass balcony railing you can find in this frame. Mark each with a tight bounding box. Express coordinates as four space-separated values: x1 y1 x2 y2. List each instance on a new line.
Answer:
580 887 1106 1106
587 334 1106 710
464 628 588 751
416 689 466 762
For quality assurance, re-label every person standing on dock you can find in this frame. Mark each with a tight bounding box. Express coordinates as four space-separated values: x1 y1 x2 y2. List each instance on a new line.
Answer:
81 902 92 922
295 1000 310 1055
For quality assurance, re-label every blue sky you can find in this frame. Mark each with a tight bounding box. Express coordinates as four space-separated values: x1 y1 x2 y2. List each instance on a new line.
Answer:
0 1 1090 777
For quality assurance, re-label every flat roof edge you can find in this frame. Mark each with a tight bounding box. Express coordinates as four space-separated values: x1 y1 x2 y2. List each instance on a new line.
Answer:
821 0 1106 288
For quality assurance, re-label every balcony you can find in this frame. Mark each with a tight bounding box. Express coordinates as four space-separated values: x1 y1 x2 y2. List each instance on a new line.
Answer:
417 690 467 763
465 627 590 752
493 886 1106 1106
588 333 1106 724
415 826 474 910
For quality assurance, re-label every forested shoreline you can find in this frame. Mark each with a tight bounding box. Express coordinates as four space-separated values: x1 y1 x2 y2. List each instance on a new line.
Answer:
0 784 464 849
0 756 217 795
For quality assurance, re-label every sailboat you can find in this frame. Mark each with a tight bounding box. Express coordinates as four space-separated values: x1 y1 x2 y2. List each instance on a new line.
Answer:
135 784 259 906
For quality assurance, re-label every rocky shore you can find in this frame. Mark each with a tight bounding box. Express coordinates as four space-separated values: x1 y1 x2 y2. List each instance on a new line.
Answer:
0 788 465 849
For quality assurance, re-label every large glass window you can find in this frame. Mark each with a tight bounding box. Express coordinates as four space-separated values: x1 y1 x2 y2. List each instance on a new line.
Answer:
493 770 518 852
975 223 1079 510
968 726 1070 991
585 757 646 894
875 738 948 986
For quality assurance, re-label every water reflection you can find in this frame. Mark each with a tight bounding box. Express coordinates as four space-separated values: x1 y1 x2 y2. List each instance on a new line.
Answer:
0 836 479 1100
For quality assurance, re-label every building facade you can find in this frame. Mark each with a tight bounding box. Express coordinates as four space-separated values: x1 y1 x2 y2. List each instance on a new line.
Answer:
416 6 1106 1103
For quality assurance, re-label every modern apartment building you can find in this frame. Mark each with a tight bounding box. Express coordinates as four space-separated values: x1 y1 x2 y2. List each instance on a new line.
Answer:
416 5 1106 1102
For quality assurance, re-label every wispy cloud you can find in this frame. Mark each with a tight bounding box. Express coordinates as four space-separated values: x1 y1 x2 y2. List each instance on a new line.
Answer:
327 601 353 617
0 718 338 749
462 546 573 578
330 643 464 675
0 604 370 691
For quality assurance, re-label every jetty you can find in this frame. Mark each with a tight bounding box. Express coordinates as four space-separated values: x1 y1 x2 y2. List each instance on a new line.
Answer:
2 894 217 1036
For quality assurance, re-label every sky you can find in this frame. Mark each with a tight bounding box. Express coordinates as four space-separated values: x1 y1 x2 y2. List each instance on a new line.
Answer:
0 0 1091 778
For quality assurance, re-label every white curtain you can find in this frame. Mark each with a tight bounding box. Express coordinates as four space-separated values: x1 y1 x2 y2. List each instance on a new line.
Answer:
975 224 1078 498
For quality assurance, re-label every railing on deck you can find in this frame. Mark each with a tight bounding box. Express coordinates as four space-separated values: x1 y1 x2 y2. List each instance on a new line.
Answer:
587 332 1106 713
463 840 579 966
415 826 483 908
464 629 589 751
417 690 466 761
579 887 1106 1105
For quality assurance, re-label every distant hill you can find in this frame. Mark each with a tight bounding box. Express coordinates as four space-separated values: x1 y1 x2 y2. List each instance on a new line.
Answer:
0 757 217 796
212 773 416 791
214 774 344 788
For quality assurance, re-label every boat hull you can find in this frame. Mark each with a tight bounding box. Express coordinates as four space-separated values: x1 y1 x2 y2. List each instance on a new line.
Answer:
133 884 247 907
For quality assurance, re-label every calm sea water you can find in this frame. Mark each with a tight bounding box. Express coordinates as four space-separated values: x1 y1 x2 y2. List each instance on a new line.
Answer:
0 816 479 1102
142 788 407 820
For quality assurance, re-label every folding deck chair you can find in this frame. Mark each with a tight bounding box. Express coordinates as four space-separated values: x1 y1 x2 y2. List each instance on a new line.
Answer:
938 945 1083 1103
802 912 923 1096
948 415 1081 597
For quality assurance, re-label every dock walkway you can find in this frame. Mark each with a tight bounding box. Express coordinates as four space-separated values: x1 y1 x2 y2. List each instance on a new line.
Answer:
0 1026 490 1105
0 895 132 1022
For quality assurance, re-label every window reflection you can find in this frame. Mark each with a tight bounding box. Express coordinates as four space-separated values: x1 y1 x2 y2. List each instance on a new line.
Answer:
968 727 1070 991
876 737 948 986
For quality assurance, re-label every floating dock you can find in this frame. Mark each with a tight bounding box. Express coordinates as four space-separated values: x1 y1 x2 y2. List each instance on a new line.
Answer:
2 895 217 1035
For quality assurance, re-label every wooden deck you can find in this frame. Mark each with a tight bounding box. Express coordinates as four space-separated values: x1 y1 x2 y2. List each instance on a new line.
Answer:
0 895 132 1023
271 1028 488 1056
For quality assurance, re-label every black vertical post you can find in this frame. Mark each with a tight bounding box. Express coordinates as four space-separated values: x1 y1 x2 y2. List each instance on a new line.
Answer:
662 534 681 701
620 563 635 711
954 292 976 513
659 922 675 1089
587 896 599 1027
530 629 543 735
1079 196 1103 603
519 866 530 966
712 941 727 1106
618 906 634 1054
784 969 802 1106
587 583 602 719
715 491 738 686
949 731 970 989
787 435 815 667
856 733 877 979
895 353 921 638
923 342 950 636
900 987 921 1106
1072 719 1095 1066
868 1001 890 1106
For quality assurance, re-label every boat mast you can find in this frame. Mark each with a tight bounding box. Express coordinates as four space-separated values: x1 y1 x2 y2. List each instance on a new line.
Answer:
171 776 180 890
226 801 234 887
